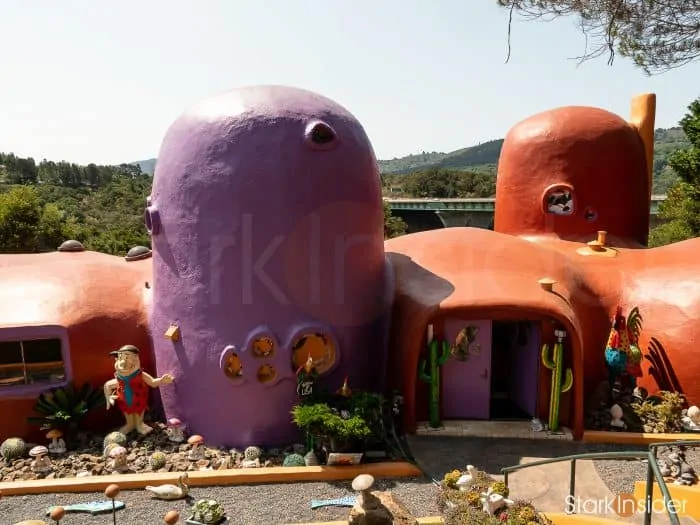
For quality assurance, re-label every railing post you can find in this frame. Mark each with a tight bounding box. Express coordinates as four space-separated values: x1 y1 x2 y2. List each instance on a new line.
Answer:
568 459 577 514
504 471 509 488
644 458 653 525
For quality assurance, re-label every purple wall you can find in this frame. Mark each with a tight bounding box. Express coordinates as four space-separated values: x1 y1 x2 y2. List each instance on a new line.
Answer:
148 86 393 447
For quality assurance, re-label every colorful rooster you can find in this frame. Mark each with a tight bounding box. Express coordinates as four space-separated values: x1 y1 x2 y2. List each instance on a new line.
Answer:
625 307 644 386
604 306 630 386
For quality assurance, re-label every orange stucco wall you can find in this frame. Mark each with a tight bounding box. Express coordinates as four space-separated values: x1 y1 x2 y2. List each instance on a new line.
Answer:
385 94 700 437
0 251 153 440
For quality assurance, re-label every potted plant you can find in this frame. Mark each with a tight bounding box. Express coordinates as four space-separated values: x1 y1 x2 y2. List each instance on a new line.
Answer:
291 402 371 453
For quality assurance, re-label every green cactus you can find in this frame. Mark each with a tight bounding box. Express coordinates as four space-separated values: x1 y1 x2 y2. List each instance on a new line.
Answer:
541 340 573 432
0 437 26 462
283 453 306 467
150 451 167 470
418 339 451 428
103 431 127 451
244 446 261 461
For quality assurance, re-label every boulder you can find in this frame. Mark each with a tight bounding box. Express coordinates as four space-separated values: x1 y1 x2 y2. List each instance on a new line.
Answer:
348 490 418 525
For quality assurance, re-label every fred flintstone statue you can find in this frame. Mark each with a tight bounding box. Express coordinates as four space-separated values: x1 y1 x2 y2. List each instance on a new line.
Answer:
104 345 174 435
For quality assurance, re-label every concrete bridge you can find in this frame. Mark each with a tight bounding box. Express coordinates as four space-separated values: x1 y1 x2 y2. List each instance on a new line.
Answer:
385 196 666 233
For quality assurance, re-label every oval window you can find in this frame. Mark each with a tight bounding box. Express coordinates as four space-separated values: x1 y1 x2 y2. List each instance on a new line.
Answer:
251 336 275 358
223 352 243 380
256 364 277 384
290 333 336 375
543 185 575 216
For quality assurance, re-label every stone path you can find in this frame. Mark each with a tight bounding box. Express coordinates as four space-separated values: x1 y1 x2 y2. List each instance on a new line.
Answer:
406 435 699 524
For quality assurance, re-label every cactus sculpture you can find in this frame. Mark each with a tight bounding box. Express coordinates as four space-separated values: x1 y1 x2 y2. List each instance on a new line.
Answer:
418 339 451 428
541 331 573 433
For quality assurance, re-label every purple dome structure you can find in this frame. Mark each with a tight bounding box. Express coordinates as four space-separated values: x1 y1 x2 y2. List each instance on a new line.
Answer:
148 86 392 447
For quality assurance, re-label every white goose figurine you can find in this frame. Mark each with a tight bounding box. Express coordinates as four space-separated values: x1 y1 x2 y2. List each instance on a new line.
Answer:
145 472 189 500
456 465 478 491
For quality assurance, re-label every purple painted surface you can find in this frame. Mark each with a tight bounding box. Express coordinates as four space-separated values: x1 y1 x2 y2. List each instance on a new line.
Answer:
441 319 492 419
0 325 71 400
509 323 540 416
149 86 392 447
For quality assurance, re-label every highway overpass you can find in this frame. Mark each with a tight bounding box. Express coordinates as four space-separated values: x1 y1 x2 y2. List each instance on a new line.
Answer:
385 195 666 231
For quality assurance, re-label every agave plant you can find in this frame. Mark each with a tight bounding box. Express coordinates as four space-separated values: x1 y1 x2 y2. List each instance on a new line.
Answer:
28 382 105 433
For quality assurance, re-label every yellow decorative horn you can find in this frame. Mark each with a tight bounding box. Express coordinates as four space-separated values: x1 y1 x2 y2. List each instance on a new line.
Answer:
629 93 656 203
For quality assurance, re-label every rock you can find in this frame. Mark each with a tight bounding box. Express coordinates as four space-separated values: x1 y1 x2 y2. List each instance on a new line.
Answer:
348 491 418 525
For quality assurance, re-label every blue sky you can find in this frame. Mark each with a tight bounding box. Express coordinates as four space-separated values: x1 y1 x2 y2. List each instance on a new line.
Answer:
1 0 698 165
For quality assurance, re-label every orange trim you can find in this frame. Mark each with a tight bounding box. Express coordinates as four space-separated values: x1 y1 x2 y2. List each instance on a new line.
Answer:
0 461 422 496
583 430 700 445
633 481 700 519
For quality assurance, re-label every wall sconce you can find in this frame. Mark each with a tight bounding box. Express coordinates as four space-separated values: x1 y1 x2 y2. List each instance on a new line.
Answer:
538 277 556 293
165 324 180 342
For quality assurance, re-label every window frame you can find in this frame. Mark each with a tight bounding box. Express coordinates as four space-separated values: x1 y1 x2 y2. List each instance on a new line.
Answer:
0 325 72 399
288 326 339 377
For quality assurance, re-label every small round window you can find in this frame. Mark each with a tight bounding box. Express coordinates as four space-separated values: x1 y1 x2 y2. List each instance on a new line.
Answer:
256 364 277 384
252 336 275 358
291 333 336 375
223 352 243 379
144 205 161 235
584 206 598 222
543 185 575 216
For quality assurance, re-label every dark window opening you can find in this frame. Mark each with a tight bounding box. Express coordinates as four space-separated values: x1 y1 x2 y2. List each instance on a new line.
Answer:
0 338 65 388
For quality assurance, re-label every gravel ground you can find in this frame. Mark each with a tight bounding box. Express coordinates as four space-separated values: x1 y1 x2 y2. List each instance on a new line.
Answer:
0 477 438 525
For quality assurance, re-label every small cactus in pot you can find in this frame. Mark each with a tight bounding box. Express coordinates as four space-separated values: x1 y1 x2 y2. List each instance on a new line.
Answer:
150 451 167 470
189 498 225 524
0 437 26 462
244 446 261 461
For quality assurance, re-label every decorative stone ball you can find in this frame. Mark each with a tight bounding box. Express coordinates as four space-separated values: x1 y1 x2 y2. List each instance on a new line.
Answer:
150 451 168 470
105 483 121 499
282 453 305 467
0 437 26 461
352 473 375 492
49 507 65 521
164 510 180 524
244 446 261 461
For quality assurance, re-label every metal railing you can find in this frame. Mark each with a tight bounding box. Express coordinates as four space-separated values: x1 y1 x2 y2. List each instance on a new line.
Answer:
500 440 700 525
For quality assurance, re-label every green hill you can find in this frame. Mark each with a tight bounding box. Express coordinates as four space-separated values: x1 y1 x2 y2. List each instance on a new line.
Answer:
377 128 689 195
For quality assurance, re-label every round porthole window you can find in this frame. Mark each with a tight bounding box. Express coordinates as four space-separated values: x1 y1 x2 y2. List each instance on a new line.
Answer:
290 332 337 375
144 204 161 235
256 364 277 384
219 345 243 381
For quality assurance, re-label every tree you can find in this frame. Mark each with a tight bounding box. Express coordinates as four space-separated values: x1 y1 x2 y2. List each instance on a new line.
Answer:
384 201 407 239
498 1 700 74
649 97 700 246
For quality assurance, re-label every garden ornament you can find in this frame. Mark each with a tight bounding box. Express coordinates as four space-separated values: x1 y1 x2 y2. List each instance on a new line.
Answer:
29 445 52 475
145 472 190 500
46 429 66 454
480 486 514 515
108 445 128 472
188 434 205 460
167 418 186 443
541 329 573 432
456 465 478 491
104 344 174 435
336 376 352 397
47 501 125 516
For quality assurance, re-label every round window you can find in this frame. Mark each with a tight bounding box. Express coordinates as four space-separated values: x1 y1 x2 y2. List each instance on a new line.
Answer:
290 333 336 375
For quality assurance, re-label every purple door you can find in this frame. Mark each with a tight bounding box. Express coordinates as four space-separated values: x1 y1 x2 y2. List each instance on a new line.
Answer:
441 319 492 419
510 322 540 416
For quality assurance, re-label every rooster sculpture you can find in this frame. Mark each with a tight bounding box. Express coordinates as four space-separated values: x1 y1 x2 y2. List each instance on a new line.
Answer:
604 306 630 386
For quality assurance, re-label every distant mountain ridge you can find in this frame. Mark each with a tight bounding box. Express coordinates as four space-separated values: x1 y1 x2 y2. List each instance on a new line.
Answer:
132 127 688 183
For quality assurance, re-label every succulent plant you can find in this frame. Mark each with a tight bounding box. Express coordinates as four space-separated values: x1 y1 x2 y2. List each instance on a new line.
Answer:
244 446 261 461
190 498 225 524
103 431 127 451
283 453 305 467
150 451 167 470
0 437 26 462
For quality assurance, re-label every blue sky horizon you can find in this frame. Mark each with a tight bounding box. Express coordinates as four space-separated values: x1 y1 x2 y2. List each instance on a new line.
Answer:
1 0 699 166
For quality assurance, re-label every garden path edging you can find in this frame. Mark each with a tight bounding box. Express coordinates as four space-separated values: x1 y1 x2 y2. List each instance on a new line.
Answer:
582 430 700 445
0 461 422 496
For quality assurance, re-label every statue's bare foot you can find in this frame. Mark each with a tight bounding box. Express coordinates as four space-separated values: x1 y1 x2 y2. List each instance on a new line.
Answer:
119 424 136 435
136 423 153 435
